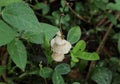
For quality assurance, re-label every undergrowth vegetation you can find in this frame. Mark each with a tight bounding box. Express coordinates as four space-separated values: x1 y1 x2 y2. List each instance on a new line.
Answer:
0 0 120 84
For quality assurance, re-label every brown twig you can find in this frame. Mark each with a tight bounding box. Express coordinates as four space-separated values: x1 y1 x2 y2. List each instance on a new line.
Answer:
97 17 111 26
96 10 112 26
58 13 64 37
65 2 88 23
103 20 110 26
1 51 8 83
97 16 107 26
85 12 120 81
58 2 68 38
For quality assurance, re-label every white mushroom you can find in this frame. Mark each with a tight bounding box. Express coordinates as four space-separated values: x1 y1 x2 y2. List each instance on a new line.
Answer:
52 52 64 62
51 40 72 54
50 31 72 62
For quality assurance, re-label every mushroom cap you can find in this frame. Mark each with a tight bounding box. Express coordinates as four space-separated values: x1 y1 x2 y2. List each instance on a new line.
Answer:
51 33 72 54
51 31 64 46
51 40 72 54
51 36 65 46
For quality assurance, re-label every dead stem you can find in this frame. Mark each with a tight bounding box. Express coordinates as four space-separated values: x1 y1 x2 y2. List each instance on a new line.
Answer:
96 10 112 26
58 13 64 37
1 52 8 83
65 1 88 23
58 2 67 38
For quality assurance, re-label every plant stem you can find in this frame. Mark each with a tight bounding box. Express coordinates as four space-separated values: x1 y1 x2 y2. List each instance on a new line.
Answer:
85 12 120 81
44 78 48 84
58 13 64 36
65 1 88 23
96 10 112 26
58 2 67 38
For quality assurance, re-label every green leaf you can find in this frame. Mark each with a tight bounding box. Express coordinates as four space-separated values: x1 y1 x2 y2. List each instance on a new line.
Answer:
40 23 59 40
60 0 69 12
116 24 120 28
22 23 58 44
2 2 58 44
61 0 65 7
55 63 71 75
70 61 77 68
67 26 81 44
0 20 16 46
0 66 6 76
39 67 53 78
75 52 99 60
72 82 80 84
107 0 120 11
118 38 120 52
91 67 112 84
34 3 49 15
102 0 109 3
94 0 107 10
22 31 44 44
2 2 41 32
75 2 84 13
71 53 79 62
52 71 64 84
107 14 117 25
0 82 6 84
109 57 120 71
112 33 120 40
7 39 27 71
0 0 21 6
61 14 70 24
72 40 86 54
42 36 53 64
42 35 50 49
